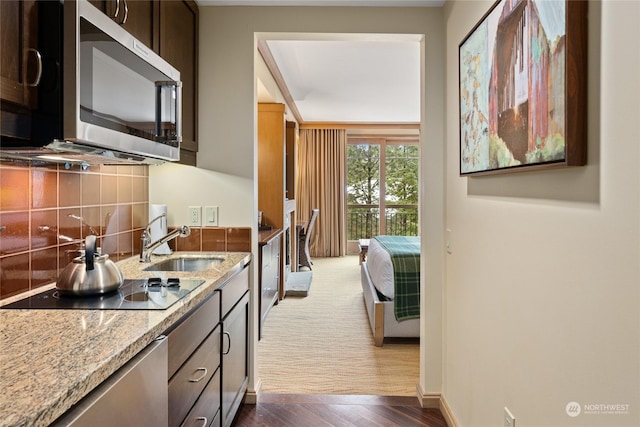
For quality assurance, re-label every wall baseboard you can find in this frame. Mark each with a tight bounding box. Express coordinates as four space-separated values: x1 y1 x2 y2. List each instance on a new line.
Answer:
416 383 441 408
439 394 459 427
244 378 262 405
416 384 458 427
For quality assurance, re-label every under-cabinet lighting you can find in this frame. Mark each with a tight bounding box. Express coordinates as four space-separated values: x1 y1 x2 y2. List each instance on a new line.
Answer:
37 155 82 162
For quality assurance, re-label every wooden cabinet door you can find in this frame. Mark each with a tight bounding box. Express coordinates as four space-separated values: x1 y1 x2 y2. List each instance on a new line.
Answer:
89 0 158 52
286 121 298 200
160 0 198 157
117 0 157 51
221 292 249 427
258 103 286 229
0 0 38 109
87 0 107 14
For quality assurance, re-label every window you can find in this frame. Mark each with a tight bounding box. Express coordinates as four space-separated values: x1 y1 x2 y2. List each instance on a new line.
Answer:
347 137 419 240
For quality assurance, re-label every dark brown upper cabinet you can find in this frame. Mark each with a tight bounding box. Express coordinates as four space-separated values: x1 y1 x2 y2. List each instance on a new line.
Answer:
160 0 199 160
1 0 39 111
88 0 159 52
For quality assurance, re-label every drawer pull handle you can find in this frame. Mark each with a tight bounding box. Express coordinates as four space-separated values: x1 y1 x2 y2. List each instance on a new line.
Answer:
195 417 208 427
223 331 231 355
189 367 208 382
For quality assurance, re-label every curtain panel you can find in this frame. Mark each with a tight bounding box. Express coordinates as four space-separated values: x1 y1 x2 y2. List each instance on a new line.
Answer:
296 128 347 257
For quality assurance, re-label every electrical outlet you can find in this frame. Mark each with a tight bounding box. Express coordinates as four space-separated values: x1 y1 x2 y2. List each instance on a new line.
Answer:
504 407 515 427
188 206 201 226
204 206 219 227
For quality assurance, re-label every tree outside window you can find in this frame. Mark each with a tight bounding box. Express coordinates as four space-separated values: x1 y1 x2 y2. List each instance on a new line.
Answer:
347 137 419 240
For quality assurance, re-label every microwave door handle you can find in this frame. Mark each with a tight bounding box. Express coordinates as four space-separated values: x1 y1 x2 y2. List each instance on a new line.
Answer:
155 83 162 139
176 81 182 144
155 81 182 143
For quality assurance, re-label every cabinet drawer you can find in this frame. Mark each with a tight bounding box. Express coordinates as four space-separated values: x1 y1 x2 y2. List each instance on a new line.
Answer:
180 368 221 427
167 291 220 378
169 326 220 427
219 267 249 319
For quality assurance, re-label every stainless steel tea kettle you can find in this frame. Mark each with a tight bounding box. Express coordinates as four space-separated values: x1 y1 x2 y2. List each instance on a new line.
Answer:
56 235 124 296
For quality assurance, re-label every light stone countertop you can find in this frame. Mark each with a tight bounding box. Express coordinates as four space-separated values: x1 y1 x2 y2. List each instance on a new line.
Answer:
0 251 251 427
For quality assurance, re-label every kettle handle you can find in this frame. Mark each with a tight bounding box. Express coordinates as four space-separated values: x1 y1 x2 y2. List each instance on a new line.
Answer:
85 235 97 271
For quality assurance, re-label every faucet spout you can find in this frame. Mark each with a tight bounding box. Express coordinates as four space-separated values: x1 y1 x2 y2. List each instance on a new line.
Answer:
140 219 191 263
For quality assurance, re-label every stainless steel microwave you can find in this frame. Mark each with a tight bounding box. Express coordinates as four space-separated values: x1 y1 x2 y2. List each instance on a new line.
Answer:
0 0 182 165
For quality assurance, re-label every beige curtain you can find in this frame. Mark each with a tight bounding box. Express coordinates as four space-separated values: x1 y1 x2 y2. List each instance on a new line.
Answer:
296 128 346 257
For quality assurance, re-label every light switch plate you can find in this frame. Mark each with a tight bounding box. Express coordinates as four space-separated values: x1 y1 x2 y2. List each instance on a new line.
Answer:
204 206 219 226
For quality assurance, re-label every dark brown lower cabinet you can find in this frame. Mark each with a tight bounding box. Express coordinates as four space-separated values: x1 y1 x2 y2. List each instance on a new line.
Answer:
167 266 249 427
221 292 249 427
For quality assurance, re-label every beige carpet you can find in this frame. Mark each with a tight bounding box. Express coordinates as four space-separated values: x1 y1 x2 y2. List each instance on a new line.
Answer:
258 256 420 396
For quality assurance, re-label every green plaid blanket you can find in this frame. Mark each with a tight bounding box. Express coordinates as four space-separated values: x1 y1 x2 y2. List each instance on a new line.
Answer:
373 236 421 321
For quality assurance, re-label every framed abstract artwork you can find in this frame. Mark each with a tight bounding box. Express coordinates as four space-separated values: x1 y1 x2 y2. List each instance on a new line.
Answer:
459 0 587 176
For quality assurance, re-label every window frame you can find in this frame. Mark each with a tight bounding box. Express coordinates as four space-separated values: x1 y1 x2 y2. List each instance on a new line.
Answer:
346 135 419 241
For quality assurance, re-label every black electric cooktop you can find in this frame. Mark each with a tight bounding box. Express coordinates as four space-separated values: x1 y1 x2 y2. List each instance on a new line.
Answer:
1 278 206 310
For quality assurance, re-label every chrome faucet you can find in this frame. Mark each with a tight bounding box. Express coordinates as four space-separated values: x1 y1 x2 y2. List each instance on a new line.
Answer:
140 213 191 263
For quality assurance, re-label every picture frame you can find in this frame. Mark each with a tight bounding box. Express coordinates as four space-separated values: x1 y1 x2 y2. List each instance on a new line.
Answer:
459 0 587 176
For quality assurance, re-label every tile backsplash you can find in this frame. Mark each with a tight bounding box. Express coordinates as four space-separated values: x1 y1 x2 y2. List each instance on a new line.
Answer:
0 161 250 301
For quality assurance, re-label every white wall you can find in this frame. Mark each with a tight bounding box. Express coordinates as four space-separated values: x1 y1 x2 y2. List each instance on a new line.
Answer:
149 162 253 226
443 1 640 426
195 4 445 401
256 54 297 122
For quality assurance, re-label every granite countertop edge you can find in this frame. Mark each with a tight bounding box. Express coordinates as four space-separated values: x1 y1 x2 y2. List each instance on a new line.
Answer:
0 251 251 427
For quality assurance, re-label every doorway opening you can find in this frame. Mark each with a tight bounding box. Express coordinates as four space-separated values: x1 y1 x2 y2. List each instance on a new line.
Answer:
255 32 423 396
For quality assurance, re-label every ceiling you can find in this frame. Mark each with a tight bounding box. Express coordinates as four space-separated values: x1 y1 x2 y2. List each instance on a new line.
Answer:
197 0 445 125
259 38 421 124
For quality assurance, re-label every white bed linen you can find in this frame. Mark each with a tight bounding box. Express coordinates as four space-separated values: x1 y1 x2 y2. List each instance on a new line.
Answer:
366 237 395 299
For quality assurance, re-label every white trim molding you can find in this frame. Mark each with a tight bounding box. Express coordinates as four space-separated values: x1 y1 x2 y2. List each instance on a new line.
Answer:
244 378 262 405
416 384 458 427
439 394 459 427
416 383 440 408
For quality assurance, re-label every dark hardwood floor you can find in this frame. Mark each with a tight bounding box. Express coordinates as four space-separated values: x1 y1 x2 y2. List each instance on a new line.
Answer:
233 394 448 426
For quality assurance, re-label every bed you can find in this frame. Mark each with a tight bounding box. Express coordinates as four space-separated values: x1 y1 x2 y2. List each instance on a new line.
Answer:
361 236 421 346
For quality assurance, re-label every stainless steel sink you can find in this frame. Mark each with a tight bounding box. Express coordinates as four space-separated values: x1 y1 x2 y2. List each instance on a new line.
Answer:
142 256 225 272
